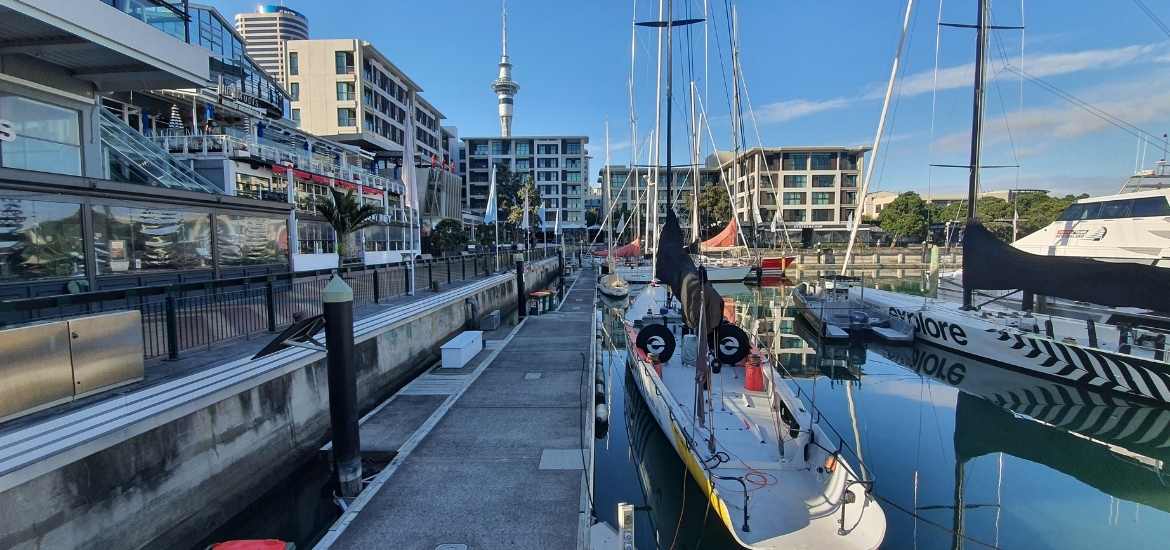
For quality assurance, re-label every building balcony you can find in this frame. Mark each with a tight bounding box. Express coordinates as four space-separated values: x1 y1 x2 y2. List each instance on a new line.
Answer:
153 133 406 196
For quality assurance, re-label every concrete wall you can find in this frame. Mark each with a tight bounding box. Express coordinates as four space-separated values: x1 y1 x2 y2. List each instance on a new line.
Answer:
0 258 561 550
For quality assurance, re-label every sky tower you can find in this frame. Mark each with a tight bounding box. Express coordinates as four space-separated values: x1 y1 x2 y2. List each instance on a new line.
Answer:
491 0 520 136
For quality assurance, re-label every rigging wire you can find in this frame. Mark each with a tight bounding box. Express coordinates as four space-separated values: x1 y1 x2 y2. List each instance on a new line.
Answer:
1132 0 1170 39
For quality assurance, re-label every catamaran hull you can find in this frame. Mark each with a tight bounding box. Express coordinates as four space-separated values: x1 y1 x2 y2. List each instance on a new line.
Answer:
858 288 1170 405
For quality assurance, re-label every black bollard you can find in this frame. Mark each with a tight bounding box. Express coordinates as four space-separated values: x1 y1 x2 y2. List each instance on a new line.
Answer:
516 259 526 319
323 275 362 498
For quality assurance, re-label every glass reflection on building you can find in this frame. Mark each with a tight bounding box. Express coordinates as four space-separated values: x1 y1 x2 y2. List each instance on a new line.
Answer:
92 205 212 274
0 198 85 282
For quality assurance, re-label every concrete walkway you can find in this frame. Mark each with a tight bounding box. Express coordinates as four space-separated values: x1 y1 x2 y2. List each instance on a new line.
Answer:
318 266 597 550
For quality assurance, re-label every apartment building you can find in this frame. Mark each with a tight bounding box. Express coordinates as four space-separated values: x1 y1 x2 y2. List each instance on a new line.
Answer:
234 5 309 86
718 147 868 236
598 165 722 237
462 136 589 230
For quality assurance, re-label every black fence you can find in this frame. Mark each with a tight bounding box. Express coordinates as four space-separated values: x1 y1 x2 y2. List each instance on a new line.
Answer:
0 249 558 360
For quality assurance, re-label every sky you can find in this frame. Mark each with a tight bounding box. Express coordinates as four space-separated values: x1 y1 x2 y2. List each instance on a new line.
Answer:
207 0 1170 197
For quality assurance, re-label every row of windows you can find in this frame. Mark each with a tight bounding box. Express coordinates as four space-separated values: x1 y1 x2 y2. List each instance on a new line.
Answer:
1057 197 1170 221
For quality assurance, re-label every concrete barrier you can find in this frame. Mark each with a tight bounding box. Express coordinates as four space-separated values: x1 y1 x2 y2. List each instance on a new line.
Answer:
0 259 560 550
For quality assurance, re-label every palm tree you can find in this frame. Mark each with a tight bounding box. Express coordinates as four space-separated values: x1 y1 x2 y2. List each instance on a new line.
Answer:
316 188 382 269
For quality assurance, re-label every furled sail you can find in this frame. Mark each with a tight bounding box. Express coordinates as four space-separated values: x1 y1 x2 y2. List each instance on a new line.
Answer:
655 210 724 334
963 221 1170 312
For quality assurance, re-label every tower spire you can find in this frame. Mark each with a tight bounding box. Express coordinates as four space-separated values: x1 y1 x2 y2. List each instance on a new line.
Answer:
491 0 519 136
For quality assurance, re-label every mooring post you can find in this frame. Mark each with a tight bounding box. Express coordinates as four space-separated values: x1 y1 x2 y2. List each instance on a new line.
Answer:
516 259 526 319
323 275 362 499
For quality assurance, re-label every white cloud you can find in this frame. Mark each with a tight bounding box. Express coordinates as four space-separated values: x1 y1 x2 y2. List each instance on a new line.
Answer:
756 97 852 123
751 41 1170 126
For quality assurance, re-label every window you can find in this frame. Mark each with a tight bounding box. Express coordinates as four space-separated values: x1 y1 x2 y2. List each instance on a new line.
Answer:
336 82 354 101
515 159 531 170
782 153 808 171
565 142 582 154
840 153 858 170
537 158 558 168
297 220 336 254
235 173 286 201
291 109 300 124
783 175 806 188
840 191 857 205
337 108 356 127
0 96 81 176
288 52 299 75
537 144 559 155
1133 197 1170 217
812 192 835 205
811 153 837 170
92 205 212 274
842 174 858 187
335 51 354 74
783 192 806 205
782 209 806 222
363 225 388 252
289 82 299 101
840 208 856 223
812 175 836 188
515 142 531 155
0 198 84 281
565 172 582 182
812 209 834 222
215 215 288 266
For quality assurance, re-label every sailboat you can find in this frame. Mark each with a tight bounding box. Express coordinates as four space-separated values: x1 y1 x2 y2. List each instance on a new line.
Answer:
854 0 1170 404
623 1 885 547
599 121 631 299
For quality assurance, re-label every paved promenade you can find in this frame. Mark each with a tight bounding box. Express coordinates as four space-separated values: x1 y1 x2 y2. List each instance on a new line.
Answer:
317 266 597 550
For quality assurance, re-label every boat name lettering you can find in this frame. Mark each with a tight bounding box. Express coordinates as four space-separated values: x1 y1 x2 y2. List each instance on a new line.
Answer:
887 307 968 345
910 349 966 385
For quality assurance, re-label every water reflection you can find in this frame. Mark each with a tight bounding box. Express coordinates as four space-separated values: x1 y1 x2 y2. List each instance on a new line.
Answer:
594 280 1170 549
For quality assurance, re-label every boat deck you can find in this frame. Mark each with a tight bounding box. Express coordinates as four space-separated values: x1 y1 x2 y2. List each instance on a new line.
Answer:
316 268 597 550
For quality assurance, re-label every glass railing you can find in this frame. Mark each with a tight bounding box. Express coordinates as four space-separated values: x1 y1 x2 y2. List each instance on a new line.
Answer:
99 109 222 194
152 133 405 196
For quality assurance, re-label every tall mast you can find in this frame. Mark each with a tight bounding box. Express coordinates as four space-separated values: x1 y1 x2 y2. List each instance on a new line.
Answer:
729 5 742 245
650 0 665 253
690 80 701 243
605 121 614 258
629 0 638 247
664 0 675 210
841 0 915 275
963 0 990 309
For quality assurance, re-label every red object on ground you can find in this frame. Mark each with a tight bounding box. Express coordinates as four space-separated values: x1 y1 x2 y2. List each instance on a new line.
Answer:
210 541 289 550
743 353 765 392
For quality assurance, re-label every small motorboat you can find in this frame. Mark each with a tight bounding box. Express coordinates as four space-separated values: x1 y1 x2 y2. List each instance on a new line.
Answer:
791 275 913 343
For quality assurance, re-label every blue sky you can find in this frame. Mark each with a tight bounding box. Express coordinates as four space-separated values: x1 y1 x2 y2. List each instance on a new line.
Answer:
208 1 1170 197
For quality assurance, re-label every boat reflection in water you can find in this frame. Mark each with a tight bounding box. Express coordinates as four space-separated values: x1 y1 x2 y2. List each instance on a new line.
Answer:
594 283 1170 548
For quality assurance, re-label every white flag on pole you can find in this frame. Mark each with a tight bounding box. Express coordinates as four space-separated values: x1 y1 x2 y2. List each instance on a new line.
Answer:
483 167 498 224
554 208 561 235
770 210 780 232
519 191 530 230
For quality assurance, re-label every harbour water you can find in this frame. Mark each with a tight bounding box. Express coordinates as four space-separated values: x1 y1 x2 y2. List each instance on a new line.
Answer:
594 280 1170 550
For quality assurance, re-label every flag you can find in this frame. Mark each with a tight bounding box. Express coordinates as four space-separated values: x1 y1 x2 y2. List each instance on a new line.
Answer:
519 191 530 230
770 210 780 232
1012 205 1019 241
554 208 561 235
483 167 498 225
537 204 547 229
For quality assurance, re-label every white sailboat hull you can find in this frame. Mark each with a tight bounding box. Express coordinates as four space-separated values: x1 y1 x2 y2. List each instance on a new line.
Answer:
616 264 750 283
855 288 1170 404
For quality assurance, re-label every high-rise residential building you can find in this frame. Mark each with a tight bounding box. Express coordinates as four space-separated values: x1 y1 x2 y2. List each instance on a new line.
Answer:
234 5 309 86
490 1 519 137
284 38 459 229
462 136 589 232
717 147 868 236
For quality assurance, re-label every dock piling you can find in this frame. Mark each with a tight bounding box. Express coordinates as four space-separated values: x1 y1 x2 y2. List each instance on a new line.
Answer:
323 275 362 499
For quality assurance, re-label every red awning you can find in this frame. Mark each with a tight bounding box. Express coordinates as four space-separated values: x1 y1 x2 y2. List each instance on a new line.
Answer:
701 218 739 251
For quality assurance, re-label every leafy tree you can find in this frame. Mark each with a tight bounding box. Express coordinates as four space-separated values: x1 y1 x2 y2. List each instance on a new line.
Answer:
585 208 600 227
696 184 731 239
316 189 381 268
879 191 929 243
475 223 497 246
426 219 467 255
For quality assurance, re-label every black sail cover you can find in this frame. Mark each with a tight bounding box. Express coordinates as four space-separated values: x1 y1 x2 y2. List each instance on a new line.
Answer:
962 221 1170 312
655 210 725 334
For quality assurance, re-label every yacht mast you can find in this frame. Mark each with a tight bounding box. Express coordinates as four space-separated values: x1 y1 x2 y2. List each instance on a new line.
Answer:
629 0 639 248
605 121 614 260
841 0 915 275
962 0 991 309
651 0 665 254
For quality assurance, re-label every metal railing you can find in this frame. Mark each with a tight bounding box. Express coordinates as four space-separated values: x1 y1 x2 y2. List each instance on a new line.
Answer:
0 253 542 361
